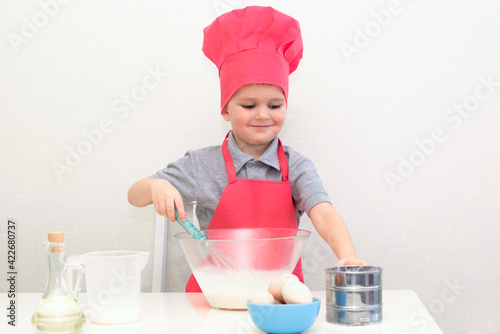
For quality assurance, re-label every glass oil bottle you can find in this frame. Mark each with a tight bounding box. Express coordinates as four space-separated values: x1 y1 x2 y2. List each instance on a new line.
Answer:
31 231 86 333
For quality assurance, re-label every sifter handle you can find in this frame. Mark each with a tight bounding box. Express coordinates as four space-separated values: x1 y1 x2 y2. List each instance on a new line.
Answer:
175 208 207 241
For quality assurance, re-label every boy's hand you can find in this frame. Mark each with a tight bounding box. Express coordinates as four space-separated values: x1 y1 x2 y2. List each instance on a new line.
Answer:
334 257 369 266
308 203 368 267
151 179 186 222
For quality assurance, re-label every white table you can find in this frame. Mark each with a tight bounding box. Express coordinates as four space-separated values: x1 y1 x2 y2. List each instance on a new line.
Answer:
2 291 443 333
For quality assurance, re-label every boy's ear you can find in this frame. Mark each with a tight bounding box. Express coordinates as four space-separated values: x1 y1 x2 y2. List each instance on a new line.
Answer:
222 105 230 121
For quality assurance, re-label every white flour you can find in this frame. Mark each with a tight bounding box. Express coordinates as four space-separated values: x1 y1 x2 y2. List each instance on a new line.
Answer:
194 267 288 309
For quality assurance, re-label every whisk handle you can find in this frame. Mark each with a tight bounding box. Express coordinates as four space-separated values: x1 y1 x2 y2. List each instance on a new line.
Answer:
175 208 207 240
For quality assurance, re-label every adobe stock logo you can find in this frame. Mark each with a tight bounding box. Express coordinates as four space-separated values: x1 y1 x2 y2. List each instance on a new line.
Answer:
8 0 72 53
384 74 499 191
405 278 466 333
79 268 136 322
339 0 403 63
52 65 167 182
212 0 244 15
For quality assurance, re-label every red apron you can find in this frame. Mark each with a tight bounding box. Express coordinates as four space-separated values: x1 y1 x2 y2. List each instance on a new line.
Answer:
185 133 303 292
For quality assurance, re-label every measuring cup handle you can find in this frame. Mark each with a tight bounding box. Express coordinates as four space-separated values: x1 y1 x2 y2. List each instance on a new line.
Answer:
66 263 85 299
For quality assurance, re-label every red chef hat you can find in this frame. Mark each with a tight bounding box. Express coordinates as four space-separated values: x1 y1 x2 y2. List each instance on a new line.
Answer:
202 6 303 112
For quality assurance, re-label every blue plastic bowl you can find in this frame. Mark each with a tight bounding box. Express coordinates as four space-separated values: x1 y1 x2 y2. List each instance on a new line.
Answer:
247 297 321 333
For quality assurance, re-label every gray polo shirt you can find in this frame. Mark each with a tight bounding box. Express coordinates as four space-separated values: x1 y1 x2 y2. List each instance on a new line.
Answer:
151 132 330 230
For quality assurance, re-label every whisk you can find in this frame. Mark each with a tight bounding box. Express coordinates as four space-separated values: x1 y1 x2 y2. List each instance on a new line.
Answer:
174 208 207 241
174 208 251 275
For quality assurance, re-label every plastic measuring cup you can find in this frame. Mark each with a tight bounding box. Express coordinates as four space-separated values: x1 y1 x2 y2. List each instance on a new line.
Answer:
75 251 149 324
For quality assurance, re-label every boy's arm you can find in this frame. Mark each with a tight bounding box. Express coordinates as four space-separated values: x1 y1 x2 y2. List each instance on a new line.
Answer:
128 178 186 222
308 202 368 266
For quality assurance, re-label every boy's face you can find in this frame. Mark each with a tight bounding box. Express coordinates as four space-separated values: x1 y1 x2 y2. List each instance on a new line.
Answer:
222 84 286 157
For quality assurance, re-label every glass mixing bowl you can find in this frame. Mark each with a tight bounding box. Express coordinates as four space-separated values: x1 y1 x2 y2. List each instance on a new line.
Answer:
175 228 311 310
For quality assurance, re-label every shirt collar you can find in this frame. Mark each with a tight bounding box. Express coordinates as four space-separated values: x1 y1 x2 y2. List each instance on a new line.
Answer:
227 132 281 173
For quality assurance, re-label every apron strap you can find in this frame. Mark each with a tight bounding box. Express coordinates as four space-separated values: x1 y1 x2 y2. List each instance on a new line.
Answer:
277 140 289 181
222 131 289 183
222 132 237 183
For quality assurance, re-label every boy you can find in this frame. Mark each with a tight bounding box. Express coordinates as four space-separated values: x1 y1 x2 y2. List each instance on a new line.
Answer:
128 6 367 292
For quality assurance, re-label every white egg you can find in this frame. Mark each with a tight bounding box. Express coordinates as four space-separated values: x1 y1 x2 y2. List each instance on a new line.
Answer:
268 273 299 303
282 281 313 304
249 291 275 304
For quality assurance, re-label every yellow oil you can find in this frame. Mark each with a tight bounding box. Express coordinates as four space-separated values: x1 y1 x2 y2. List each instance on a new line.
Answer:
31 297 85 333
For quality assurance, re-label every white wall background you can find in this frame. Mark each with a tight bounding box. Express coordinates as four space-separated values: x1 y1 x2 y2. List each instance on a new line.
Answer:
1 1 499 333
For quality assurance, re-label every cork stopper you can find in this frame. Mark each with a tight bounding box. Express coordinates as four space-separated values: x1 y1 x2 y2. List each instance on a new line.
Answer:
48 231 64 252
48 231 64 243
